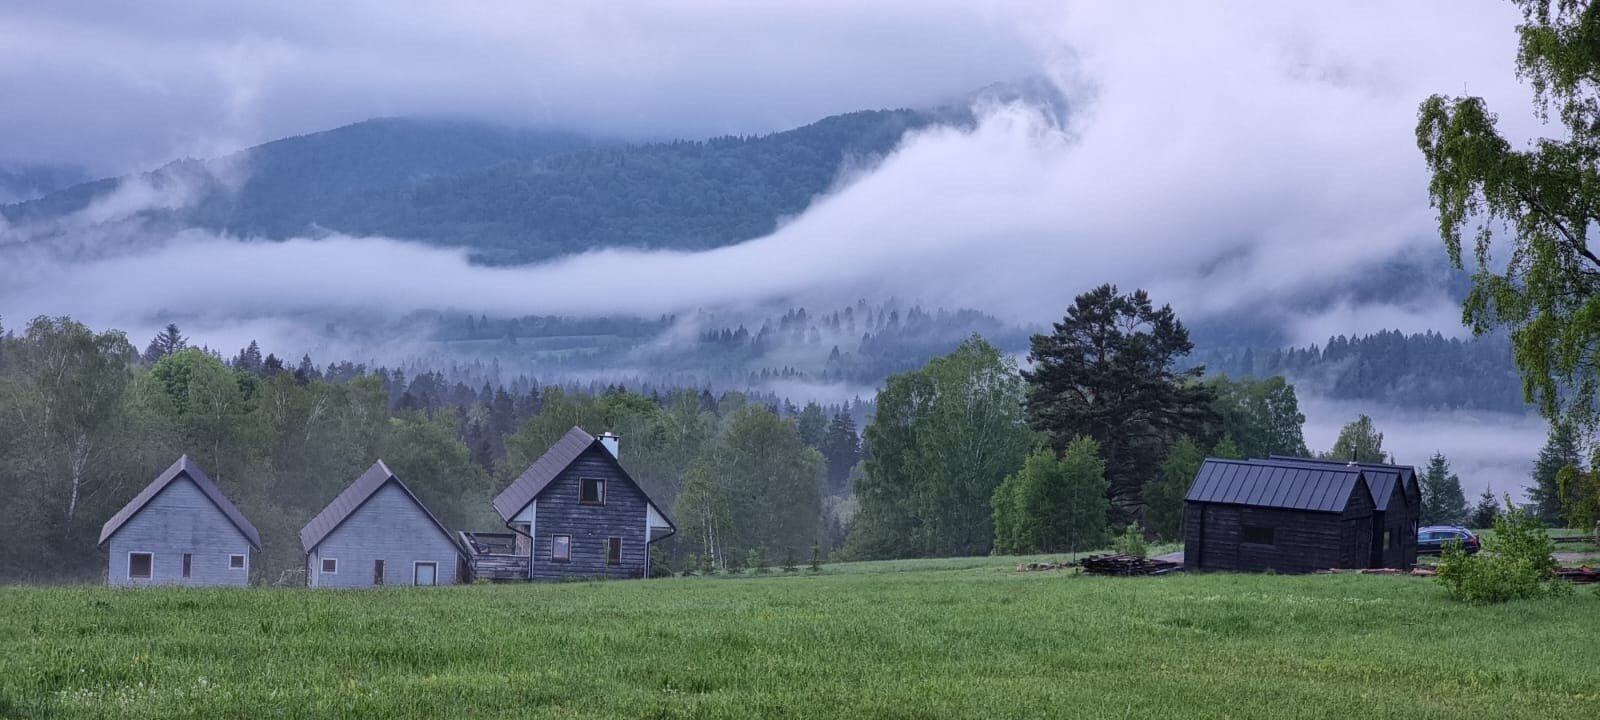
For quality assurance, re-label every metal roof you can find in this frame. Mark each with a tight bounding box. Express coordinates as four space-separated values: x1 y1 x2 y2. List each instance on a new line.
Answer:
98 455 262 549
492 426 597 521
1267 455 1419 509
298 460 462 555
1186 459 1367 513
490 426 675 533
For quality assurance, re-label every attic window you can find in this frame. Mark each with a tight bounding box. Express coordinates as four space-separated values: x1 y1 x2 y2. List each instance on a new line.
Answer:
322 558 338 574
230 554 245 569
580 478 605 505
1242 525 1275 545
128 552 153 579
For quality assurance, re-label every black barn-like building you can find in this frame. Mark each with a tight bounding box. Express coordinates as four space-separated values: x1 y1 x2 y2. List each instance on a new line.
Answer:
1265 456 1420 570
1184 459 1375 573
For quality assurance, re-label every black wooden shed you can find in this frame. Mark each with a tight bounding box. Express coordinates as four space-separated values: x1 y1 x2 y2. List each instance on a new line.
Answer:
1183 459 1374 573
1264 456 1420 570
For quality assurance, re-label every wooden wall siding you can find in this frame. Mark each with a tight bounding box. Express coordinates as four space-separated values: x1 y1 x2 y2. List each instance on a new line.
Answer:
1184 486 1374 574
106 477 253 587
530 446 649 580
305 481 461 588
1375 481 1419 569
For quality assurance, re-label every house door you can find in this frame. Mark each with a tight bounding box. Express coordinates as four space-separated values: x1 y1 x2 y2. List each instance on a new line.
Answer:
414 561 437 586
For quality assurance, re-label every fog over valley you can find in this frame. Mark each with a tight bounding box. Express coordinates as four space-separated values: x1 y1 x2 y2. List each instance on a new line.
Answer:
0 2 1555 501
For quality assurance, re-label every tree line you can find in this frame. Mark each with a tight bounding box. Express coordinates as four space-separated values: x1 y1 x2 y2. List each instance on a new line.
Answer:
0 317 859 583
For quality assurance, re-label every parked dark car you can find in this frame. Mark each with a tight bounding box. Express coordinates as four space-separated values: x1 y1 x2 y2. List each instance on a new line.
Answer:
1417 526 1480 555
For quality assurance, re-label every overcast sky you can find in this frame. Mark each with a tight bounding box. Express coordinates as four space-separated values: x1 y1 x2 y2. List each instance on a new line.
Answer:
0 1 1041 173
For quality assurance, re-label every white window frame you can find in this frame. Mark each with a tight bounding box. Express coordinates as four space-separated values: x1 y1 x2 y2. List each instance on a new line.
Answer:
552 535 572 562
127 551 154 580
321 558 339 574
414 561 438 586
229 554 246 570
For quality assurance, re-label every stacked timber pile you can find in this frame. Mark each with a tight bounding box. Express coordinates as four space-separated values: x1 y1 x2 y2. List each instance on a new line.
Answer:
1077 554 1181 576
1555 566 1599 584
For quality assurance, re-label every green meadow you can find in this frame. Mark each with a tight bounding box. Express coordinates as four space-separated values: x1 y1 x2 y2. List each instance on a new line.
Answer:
1 556 1595 719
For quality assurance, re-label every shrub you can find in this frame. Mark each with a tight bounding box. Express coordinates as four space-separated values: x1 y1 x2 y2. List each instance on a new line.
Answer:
748 547 770 574
1435 497 1571 604
1112 522 1148 558
781 549 798 573
809 545 822 573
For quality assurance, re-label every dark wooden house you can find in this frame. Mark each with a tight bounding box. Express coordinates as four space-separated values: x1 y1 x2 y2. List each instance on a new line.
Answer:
1184 459 1374 573
98 455 261 587
300 460 464 588
1264 457 1420 569
465 427 674 581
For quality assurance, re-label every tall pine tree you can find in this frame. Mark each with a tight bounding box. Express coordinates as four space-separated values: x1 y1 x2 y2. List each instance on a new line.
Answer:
1421 452 1469 526
1529 421 1579 525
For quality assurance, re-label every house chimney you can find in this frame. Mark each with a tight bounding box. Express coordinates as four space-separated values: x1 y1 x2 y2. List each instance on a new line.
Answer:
598 432 620 459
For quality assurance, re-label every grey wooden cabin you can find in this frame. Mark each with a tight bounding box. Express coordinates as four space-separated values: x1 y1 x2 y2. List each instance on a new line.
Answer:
468 427 675 581
98 455 261 587
1184 459 1374 573
1264 456 1420 569
300 460 464 588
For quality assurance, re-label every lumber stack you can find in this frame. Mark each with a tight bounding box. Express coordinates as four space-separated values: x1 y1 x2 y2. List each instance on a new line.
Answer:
1555 566 1600 584
1077 554 1181 576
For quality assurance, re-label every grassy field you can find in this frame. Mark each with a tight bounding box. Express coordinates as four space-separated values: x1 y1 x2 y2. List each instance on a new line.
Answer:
2 555 1596 719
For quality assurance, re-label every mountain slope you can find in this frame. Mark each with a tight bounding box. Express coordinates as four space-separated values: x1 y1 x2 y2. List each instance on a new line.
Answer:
1 117 595 238
2 110 950 264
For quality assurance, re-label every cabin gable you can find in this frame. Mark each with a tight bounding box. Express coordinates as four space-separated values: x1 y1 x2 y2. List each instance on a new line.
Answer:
528 445 651 580
306 479 461 588
106 476 254 587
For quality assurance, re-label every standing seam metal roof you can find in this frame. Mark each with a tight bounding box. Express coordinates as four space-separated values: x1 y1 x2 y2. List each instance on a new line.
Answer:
1186 458 1366 513
98 454 261 549
1266 456 1417 511
298 460 462 555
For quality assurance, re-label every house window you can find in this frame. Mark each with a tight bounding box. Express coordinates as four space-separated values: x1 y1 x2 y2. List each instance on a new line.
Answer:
374 559 385 585
1242 525 1275 545
322 558 338 574
1383 531 1392 549
580 477 605 505
230 554 245 569
607 537 622 565
182 553 192 578
552 535 572 562
128 552 153 579
414 561 437 586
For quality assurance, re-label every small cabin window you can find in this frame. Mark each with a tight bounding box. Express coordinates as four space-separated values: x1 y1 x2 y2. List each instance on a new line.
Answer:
374 559 385 585
1242 525 1274 545
229 554 245 569
607 537 622 565
580 478 605 505
1383 531 1392 549
182 553 192 578
128 552 153 579
322 558 338 574
552 535 572 562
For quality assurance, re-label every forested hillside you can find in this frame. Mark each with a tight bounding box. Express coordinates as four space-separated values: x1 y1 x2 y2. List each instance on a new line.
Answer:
1 118 593 241
2 110 948 263
1199 329 1527 412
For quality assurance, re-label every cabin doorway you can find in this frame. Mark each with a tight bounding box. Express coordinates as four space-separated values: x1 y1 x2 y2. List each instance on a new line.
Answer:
414 561 437 586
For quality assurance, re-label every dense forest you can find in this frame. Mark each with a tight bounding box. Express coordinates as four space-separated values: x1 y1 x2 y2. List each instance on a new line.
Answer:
1197 329 1527 413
